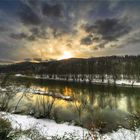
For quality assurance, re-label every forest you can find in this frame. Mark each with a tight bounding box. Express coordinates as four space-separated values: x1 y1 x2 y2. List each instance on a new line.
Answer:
0 55 140 84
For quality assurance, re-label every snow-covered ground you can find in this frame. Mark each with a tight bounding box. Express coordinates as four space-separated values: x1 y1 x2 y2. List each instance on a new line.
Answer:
0 112 140 140
15 74 140 87
0 112 88 139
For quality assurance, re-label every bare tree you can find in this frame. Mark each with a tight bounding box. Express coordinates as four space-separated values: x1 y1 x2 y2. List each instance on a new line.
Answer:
0 74 16 111
72 90 88 124
35 88 56 119
14 81 31 112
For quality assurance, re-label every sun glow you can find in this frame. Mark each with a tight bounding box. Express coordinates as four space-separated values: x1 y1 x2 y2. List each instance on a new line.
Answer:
60 51 72 60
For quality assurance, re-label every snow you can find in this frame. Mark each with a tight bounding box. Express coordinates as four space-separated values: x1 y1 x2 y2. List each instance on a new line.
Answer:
0 112 88 139
102 128 140 140
15 74 140 87
23 88 72 101
0 87 7 91
16 135 31 140
15 74 25 77
0 112 140 140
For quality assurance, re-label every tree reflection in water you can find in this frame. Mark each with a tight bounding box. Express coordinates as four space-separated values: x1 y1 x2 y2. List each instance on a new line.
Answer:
4 77 140 133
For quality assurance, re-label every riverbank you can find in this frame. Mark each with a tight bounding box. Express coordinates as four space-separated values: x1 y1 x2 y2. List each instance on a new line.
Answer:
0 112 140 140
15 74 140 87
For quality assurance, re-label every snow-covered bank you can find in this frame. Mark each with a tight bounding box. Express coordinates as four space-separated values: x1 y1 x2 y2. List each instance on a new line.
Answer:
0 112 88 139
15 74 140 87
0 112 140 140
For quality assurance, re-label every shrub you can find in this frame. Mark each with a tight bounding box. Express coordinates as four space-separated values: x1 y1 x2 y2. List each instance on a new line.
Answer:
0 117 12 140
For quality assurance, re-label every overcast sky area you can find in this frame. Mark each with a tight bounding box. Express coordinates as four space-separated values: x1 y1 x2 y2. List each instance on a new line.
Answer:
0 0 140 62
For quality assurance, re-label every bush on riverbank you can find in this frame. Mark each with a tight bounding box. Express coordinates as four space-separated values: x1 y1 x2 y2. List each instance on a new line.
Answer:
0 117 12 140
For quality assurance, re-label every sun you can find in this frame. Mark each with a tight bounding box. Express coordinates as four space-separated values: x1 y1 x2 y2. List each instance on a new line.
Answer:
60 51 72 59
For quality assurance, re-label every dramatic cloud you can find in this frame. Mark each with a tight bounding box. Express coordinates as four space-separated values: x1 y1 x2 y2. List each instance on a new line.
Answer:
10 32 28 40
29 27 48 40
81 35 93 45
0 0 140 62
84 18 131 41
80 17 133 50
42 3 63 17
18 1 41 25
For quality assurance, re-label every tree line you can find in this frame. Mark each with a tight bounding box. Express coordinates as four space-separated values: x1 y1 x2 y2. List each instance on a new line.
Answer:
0 55 140 83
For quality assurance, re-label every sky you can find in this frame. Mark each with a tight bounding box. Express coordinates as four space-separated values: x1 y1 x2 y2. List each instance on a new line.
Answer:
0 0 140 62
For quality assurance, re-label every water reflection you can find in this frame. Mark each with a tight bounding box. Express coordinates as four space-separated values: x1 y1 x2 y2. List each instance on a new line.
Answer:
2 78 140 132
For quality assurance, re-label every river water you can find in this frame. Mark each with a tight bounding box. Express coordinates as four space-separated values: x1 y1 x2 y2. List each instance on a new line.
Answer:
5 77 140 133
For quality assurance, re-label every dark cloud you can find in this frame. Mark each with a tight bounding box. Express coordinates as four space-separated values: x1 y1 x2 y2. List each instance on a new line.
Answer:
127 31 140 44
81 34 100 45
42 3 63 17
10 32 36 41
30 27 47 39
10 26 49 41
0 26 9 32
81 35 93 45
84 18 131 41
10 32 37 41
0 42 19 60
19 2 41 25
81 37 92 45
26 0 40 7
18 1 63 25
10 32 28 40
0 0 140 61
